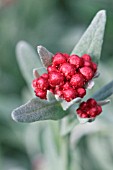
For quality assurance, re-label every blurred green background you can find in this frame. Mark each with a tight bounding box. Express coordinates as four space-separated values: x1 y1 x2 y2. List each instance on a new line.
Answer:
0 0 113 170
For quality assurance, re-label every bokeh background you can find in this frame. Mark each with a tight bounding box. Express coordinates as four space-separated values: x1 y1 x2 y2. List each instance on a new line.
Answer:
0 0 113 170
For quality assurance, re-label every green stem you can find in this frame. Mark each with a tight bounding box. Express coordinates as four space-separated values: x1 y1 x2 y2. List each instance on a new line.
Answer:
61 134 71 170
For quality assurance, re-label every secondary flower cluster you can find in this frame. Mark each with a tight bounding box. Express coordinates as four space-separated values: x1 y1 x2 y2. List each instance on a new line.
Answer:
32 53 97 102
76 98 102 118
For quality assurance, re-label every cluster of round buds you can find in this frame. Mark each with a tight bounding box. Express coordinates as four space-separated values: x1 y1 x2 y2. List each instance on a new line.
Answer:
32 53 97 101
76 98 102 118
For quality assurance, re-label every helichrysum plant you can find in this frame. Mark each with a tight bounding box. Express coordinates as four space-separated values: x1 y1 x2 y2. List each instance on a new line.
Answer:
11 10 113 170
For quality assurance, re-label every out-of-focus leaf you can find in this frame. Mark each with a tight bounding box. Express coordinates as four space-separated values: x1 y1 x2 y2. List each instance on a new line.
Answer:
43 125 62 170
92 80 113 101
60 116 78 136
71 10 106 63
16 41 46 87
11 97 68 123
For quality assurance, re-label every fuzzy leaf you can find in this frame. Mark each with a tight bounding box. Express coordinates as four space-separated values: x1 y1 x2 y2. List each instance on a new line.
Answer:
11 97 68 123
16 41 46 85
71 10 106 63
92 80 113 101
37 46 53 68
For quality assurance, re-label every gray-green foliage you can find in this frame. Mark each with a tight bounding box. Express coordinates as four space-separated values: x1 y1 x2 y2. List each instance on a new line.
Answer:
0 0 113 169
12 10 113 124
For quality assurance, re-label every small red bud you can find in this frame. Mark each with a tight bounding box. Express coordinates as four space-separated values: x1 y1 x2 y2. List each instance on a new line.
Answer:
92 62 97 72
62 82 70 90
35 88 47 99
87 98 97 106
87 107 97 117
48 71 64 87
81 54 91 61
68 55 84 68
63 53 70 59
60 63 75 79
52 53 67 66
77 87 86 98
83 60 93 68
41 73 49 79
33 77 49 90
79 66 94 81
47 65 57 73
70 73 85 88
63 88 77 102
32 78 38 88
96 105 102 115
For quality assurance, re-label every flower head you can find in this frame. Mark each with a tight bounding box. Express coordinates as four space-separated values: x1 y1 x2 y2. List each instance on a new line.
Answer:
32 52 97 102
76 98 102 118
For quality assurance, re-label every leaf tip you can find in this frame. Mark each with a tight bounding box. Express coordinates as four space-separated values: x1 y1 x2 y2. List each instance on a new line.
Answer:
96 10 106 21
37 45 43 54
16 40 27 52
11 110 18 122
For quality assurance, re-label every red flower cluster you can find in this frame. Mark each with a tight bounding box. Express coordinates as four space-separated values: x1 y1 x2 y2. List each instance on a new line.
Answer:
76 98 102 118
32 53 97 101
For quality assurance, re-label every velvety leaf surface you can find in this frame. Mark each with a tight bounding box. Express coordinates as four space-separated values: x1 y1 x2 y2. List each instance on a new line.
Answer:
12 97 68 123
37 46 53 68
92 80 113 101
71 10 106 63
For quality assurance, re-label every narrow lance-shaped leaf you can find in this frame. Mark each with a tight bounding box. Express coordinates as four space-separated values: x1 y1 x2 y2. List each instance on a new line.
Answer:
92 80 113 101
11 97 69 123
16 41 46 86
71 10 106 63
37 45 53 68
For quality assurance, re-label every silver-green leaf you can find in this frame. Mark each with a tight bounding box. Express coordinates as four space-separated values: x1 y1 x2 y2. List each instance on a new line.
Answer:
71 10 106 63
92 80 113 101
37 45 53 68
11 97 68 123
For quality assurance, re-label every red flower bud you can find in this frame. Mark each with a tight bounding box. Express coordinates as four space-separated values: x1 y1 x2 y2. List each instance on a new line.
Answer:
83 60 93 68
77 87 86 98
76 98 102 118
70 73 85 88
79 66 94 81
41 73 49 79
47 65 57 73
68 55 84 68
33 77 49 90
60 63 75 79
63 53 70 59
63 88 77 102
34 88 47 99
96 105 102 115
62 82 70 90
87 98 97 106
48 71 64 87
92 62 97 72
52 53 67 66
81 54 91 61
